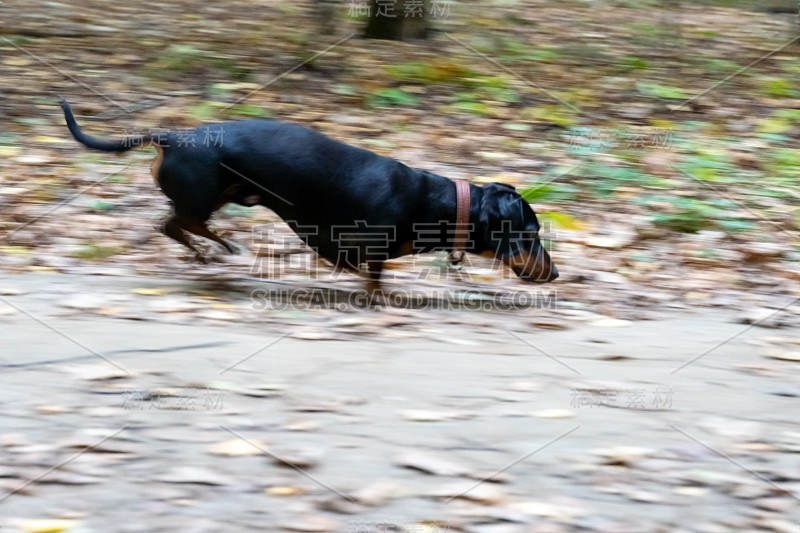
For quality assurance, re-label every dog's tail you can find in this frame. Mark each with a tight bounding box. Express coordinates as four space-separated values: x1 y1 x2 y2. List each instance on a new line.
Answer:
59 97 156 152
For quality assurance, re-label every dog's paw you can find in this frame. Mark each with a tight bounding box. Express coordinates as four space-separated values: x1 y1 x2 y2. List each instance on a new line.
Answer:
225 241 248 255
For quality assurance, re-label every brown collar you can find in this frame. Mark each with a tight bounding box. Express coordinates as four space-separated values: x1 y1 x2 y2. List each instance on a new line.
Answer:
450 180 471 263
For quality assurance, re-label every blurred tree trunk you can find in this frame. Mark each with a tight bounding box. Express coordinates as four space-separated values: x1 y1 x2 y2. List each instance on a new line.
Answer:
315 0 337 35
760 0 797 13
364 0 427 41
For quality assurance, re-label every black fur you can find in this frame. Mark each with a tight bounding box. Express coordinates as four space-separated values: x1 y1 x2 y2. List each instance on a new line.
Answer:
59 98 558 283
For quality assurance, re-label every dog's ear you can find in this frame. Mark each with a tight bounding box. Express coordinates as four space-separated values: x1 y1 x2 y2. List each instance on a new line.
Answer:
479 182 528 258
488 182 517 192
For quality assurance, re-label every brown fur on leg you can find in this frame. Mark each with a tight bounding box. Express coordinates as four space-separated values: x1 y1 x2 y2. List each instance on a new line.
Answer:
160 215 207 263
365 260 384 306
182 221 236 254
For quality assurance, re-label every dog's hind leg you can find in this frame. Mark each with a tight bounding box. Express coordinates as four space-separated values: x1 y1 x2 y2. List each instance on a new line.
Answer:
160 214 208 263
156 162 236 260
182 221 237 254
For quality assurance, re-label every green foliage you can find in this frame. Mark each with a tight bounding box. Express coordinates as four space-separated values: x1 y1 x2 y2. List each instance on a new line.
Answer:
605 0 659 6
502 14 537 26
186 99 271 121
450 99 491 116
0 132 20 146
520 166 579 203
634 195 753 234
619 56 650 71
14 118 49 126
87 201 115 213
700 58 741 74
71 244 119 260
694 30 721 39
143 44 249 80
384 60 474 85
366 88 420 107
636 82 690 99
628 21 676 45
497 35 530 60
0 34 34 45
759 77 797 98
688 0 757 6
284 30 309 45
520 183 578 203
187 101 222 121
676 148 737 183
582 161 661 196
774 108 800 122
525 47 561 62
453 87 518 106
383 60 520 115
208 83 241 96
226 104 273 119
763 147 800 180
440 77 519 115
522 105 577 128
539 211 584 230
757 117 794 134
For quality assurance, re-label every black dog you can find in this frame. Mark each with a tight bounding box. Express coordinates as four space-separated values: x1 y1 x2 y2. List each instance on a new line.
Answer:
60 98 558 288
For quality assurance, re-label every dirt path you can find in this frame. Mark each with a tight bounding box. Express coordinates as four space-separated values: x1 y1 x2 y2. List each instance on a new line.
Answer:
1 274 799 532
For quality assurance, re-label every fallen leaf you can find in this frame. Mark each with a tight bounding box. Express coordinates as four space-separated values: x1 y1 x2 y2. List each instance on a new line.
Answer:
531 409 575 419
266 486 306 496
21 520 77 533
210 439 267 456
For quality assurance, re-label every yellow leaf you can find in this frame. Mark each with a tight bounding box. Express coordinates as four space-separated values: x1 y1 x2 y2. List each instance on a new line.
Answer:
649 119 674 130
0 146 21 157
0 186 28 195
4 57 31 67
0 246 33 256
532 409 576 419
210 439 267 456
266 486 305 496
33 136 67 144
590 318 632 327
21 519 77 533
540 212 585 231
131 288 171 296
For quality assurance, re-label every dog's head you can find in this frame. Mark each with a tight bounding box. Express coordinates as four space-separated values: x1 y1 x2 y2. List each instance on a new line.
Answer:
477 182 558 283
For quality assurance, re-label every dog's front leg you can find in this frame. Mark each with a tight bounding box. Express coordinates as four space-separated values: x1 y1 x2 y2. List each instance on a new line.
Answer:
365 260 384 299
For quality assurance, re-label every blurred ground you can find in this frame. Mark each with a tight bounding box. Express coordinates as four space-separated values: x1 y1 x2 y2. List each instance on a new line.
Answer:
1 0 800 530
1 0 799 317
1 274 800 532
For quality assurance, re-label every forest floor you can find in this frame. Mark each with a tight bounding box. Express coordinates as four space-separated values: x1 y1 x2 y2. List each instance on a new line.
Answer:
1 0 800 530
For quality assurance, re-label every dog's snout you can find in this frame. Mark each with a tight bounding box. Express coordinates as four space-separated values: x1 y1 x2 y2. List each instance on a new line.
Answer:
505 249 559 284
